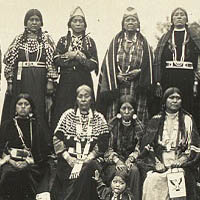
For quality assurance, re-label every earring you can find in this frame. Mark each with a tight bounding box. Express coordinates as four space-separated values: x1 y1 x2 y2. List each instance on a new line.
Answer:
29 113 33 118
116 113 121 119
133 114 137 120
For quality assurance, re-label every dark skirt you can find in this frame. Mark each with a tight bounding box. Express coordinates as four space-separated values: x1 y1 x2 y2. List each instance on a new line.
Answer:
1 67 52 146
51 158 100 200
51 69 93 131
161 68 194 114
0 163 48 200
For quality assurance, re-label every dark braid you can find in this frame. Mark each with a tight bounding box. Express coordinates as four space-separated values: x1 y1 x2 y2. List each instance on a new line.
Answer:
157 111 166 141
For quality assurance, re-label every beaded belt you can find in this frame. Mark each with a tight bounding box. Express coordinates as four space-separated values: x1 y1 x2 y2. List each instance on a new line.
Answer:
18 61 46 68
166 61 193 69
17 61 46 80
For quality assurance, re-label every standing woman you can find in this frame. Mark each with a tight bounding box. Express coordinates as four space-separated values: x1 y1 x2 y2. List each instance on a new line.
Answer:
154 7 200 125
0 93 52 200
97 7 153 125
2 9 58 145
52 6 98 130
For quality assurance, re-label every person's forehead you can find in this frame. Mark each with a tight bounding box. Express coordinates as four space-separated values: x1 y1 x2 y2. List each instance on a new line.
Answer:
168 92 181 97
173 9 186 15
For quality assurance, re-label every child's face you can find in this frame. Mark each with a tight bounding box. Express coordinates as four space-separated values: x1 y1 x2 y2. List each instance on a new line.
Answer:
111 176 126 194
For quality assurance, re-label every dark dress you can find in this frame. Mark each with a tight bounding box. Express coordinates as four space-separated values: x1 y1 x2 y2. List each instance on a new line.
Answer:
154 28 200 122
2 33 58 146
103 116 144 200
52 109 109 200
0 118 51 200
51 33 98 131
160 31 198 113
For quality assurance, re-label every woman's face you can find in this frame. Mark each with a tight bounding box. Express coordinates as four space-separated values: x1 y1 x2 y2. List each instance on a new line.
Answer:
76 89 92 113
70 16 85 35
172 9 187 29
16 98 32 118
165 92 182 113
26 15 41 32
111 176 126 195
123 16 139 32
120 102 134 121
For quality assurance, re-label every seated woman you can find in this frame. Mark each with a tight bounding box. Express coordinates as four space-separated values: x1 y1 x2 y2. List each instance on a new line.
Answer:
52 85 109 200
141 87 200 200
0 93 52 200
103 95 145 200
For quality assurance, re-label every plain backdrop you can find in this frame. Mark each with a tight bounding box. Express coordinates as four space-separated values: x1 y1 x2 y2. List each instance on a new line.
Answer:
0 0 200 118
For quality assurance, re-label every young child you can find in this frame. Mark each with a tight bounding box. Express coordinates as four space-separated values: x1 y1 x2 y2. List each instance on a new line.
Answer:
93 169 134 200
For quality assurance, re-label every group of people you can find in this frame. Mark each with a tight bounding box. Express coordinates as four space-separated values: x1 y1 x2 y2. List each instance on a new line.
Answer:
0 5 200 200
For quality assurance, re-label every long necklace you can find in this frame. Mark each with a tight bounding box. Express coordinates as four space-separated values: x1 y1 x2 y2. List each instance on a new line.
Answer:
13 118 32 151
117 32 137 74
75 108 93 161
25 40 42 63
172 28 187 66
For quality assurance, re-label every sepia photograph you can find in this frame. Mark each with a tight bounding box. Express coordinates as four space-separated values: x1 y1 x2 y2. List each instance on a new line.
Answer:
0 0 200 199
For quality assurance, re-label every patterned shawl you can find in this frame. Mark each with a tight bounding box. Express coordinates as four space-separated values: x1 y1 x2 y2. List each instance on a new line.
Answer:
96 31 153 113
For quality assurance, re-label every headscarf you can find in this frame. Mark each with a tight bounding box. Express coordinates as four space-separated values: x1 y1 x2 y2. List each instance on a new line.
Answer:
67 6 87 29
24 9 43 26
122 7 140 31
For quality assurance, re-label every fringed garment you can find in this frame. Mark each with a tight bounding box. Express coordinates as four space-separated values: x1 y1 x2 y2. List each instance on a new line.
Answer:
140 110 200 200
52 108 109 200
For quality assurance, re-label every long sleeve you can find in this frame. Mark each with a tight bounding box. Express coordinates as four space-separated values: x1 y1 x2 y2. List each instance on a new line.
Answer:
43 33 58 80
4 35 22 81
82 37 98 74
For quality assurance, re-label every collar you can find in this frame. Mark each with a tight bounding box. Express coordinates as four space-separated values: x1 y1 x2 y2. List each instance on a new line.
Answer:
174 27 186 32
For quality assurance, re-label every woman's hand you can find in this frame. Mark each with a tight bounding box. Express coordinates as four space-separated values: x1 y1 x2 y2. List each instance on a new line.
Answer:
67 156 77 168
6 82 13 96
155 82 163 98
193 83 198 97
155 161 166 172
8 159 28 169
125 157 134 170
0 155 10 166
117 74 129 83
116 160 127 171
46 80 54 95
92 170 100 181
61 51 77 60
127 69 141 80
36 192 51 200
76 51 87 64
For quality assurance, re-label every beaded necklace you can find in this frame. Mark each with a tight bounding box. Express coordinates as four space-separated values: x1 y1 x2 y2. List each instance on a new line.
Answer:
172 28 187 66
117 32 137 74
25 39 42 63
